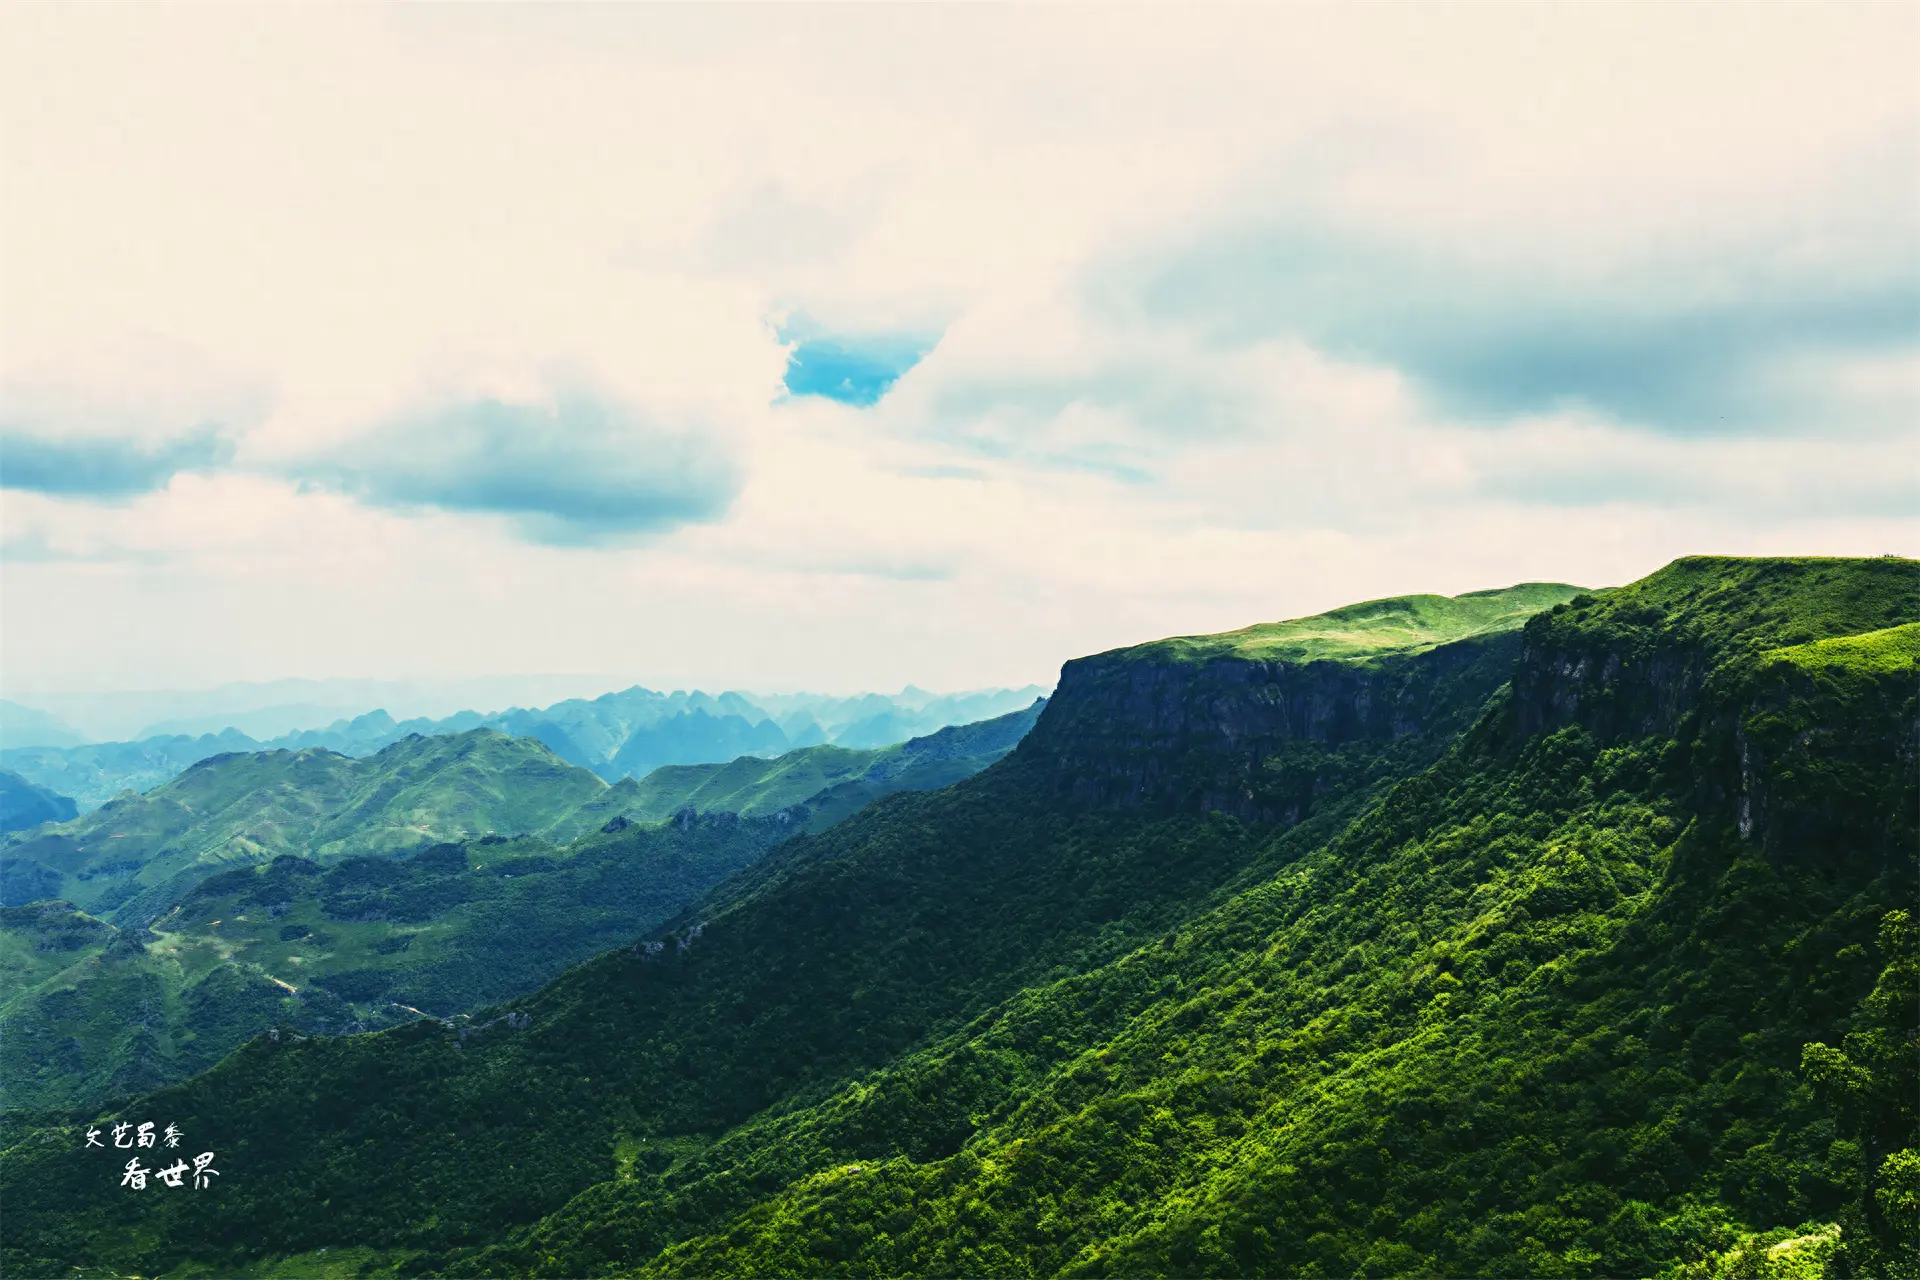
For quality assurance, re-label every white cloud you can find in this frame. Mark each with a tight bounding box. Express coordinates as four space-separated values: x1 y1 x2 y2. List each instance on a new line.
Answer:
1 3 1914 695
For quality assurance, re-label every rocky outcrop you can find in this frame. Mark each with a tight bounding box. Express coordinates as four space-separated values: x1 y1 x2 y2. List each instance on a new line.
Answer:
1508 599 1917 867
1719 658 1918 870
1509 606 1709 742
1014 632 1526 822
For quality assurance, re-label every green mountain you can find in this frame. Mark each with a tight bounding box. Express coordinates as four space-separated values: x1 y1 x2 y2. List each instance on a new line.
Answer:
613 699 1046 829
0 711 1049 1115
0 731 263 814
0 769 77 833
0 730 609 923
0 708 1051 928
0 816 788 1113
1 685 1051 812
3 560 1915 1279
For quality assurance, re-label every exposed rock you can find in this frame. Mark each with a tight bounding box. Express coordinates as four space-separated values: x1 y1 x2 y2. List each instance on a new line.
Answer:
1019 631 1525 823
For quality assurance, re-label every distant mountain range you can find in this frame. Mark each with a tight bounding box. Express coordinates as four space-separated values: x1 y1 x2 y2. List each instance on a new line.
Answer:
607 698 1045 831
0 676 633 746
0 704 1044 1110
0 683 1048 811
0 700 85 751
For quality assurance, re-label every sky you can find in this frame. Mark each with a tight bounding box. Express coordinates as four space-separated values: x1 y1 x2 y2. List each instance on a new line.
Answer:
1 3 1915 697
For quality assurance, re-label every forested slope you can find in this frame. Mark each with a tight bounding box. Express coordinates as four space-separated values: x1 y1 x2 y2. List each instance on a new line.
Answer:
618 699 1045 829
2 559 1913 1279
0 814 788 1113
467 558 1919 1280
0 730 610 922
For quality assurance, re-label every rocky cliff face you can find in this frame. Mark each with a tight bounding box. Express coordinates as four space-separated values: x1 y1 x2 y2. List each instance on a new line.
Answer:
1721 660 1917 871
1508 598 1712 743
1019 580 1917 866
1507 594 1918 869
1512 639 1708 742
1014 632 1525 823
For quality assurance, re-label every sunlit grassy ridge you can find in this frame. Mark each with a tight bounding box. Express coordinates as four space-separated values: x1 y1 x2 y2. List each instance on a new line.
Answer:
1128 581 1582 665
1767 621 1920 676
1542 555 1919 661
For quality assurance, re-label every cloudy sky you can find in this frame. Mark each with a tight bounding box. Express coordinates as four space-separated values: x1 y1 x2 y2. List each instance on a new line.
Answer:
2 3 1915 696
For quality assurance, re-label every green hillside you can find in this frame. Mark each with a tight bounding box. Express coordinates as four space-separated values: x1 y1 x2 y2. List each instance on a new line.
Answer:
1768 620 1920 676
0 900 116 1010
0 730 609 923
619 699 1045 828
2 558 1915 1279
0 768 76 833
0 816 789 1112
1129 581 1583 666
620 745 877 820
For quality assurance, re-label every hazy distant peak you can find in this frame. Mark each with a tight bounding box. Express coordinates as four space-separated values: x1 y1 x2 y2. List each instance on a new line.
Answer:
0 699 86 750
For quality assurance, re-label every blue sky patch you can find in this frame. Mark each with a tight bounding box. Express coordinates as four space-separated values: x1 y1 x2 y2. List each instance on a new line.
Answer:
780 324 938 407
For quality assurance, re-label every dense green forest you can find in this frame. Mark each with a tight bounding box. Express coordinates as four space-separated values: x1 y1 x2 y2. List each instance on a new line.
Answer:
1 558 1913 1279
0 815 786 1113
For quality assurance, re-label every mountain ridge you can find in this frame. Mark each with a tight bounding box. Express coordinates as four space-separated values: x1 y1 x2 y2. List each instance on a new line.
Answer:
0 684 1050 812
0 730 609 925
0 769 77 833
620 700 1045 828
2 558 1913 1279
